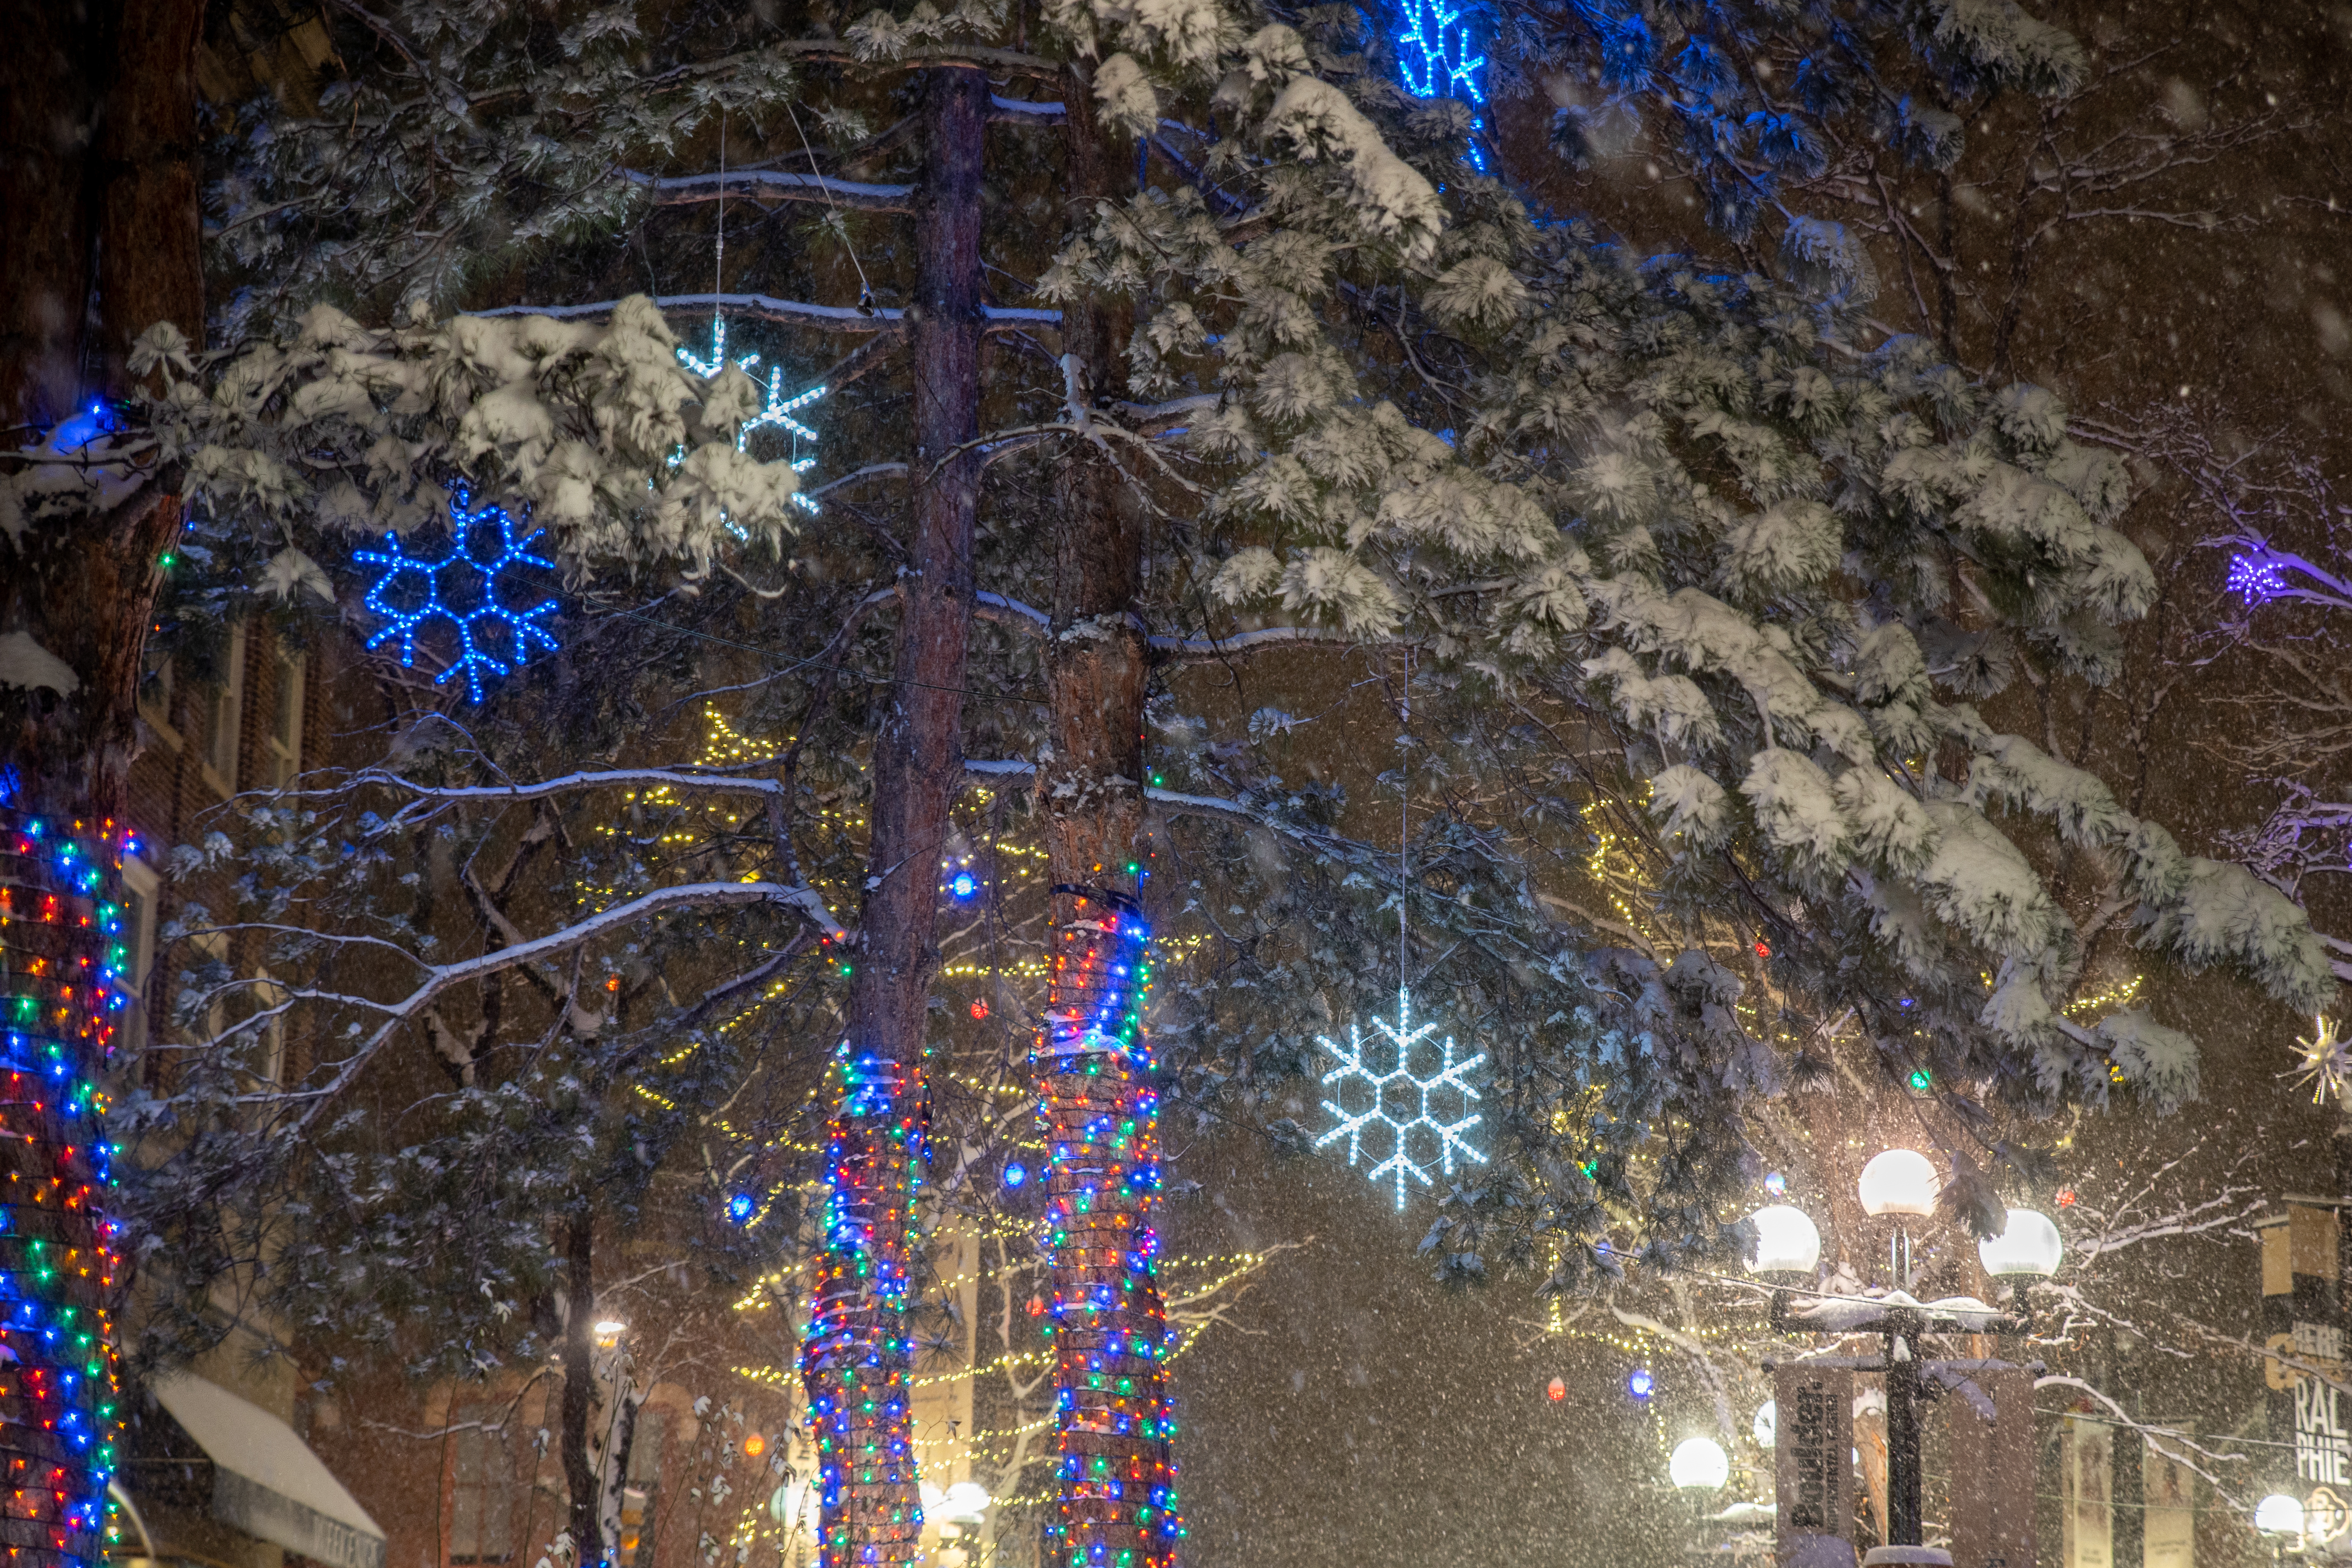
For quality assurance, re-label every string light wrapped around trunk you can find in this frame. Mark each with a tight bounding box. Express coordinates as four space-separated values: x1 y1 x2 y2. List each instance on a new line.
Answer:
801 1042 925 1568
0 808 126 1568
1036 885 1181 1568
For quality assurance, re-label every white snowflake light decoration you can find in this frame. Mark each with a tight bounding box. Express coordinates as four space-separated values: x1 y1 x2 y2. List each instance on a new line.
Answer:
2291 1013 2350 1106
1316 987 1486 1210
354 488 558 702
676 315 825 515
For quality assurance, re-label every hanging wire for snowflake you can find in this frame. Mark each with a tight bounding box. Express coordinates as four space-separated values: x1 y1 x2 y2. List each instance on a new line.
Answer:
676 315 825 517
354 488 559 703
2291 1013 2351 1106
1316 987 1486 1210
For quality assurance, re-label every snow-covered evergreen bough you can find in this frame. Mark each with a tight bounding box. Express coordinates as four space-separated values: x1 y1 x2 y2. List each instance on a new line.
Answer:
1037 889 1179 1568
0 810 125 1567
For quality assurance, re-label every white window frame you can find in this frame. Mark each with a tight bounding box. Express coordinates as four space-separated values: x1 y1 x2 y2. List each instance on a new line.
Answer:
201 625 247 798
119 854 160 1057
264 649 305 789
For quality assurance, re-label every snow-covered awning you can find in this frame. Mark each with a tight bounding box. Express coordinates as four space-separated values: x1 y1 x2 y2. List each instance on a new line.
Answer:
149 1373 387 1568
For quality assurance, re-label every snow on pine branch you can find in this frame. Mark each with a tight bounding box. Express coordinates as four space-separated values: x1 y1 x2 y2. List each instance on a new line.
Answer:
138 299 804 570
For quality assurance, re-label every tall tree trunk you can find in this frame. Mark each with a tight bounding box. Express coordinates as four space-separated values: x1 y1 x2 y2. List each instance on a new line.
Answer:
0 0 202 822
0 17 198 1568
560 1215 605 1564
1034 76 1183 1568
801 65 985 1568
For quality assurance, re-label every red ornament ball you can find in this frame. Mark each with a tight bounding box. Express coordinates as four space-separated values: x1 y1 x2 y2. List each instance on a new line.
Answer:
2056 1188 2077 1207
1027 1295 1047 1318
1546 1376 1567 1402
971 999 989 1020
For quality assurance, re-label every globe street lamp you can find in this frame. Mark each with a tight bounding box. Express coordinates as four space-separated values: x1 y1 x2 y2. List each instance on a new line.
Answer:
1749 1161 2056 1551
2257 1493 2306 1568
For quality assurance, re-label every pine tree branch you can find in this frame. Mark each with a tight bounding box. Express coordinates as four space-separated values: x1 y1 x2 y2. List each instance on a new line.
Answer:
623 168 916 213
470 293 1061 334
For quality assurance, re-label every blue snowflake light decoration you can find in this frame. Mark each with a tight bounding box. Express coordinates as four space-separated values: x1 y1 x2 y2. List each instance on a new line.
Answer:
354 488 559 702
677 315 826 516
1396 0 1488 170
1316 986 1486 1209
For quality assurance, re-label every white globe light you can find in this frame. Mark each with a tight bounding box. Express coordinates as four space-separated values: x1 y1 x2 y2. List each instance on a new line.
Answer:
1977 1207 2064 1277
2256 1494 2306 1536
1747 1205 1823 1275
1753 1400 1777 1449
1857 1149 1941 1217
1670 1436 1731 1491
940 1482 993 1524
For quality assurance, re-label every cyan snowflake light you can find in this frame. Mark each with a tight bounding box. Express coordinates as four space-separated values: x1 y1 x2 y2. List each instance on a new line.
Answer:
354 488 559 702
676 314 826 516
1317 986 1486 1209
1395 0 1488 170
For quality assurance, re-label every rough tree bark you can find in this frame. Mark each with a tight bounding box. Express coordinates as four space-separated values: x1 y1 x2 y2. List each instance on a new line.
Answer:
0 16 200 1568
801 65 985 1568
0 0 203 822
1033 75 1183 1568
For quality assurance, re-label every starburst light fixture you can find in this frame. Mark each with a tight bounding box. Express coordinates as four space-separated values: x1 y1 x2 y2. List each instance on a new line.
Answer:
2291 1013 2350 1105
354 488 559 702
1316 986 1486 1209
676 314 826 515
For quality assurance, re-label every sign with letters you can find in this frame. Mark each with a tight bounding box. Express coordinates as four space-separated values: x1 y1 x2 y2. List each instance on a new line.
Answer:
1775 1362 1856 1568
2261 1203 2351 1533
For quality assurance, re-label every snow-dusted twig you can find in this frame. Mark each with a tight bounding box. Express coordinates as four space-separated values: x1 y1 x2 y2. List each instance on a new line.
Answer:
622 167 915 213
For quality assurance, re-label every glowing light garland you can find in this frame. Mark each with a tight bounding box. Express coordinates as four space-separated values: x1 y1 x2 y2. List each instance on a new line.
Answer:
353 489 559 702
2228 551 2293 605
1315 987 1486 1210
1035 887 1182 1568
802 1041 925 1568
1394 0 1487 169
676 315 827 516
0 808 127 1568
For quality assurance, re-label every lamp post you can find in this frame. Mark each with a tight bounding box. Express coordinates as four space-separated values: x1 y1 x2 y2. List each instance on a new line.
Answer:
1673 1436 1731 1565
1749 1158 2062 1551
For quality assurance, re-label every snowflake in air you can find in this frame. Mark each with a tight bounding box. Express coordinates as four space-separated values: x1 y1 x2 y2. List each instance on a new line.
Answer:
1317 987 1486 1210
354 488 559 702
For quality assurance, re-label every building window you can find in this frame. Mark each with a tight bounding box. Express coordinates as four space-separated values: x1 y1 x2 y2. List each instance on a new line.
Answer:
200 626 247 796
119 855 160 1056
617 1411 665 1568
265 650 304 789
446 1402 519 1567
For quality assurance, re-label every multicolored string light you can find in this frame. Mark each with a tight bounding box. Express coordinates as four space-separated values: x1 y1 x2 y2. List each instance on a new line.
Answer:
0 808 127 1568
353 488 559 702
1035 886 1181 1568
801 1041 925 1568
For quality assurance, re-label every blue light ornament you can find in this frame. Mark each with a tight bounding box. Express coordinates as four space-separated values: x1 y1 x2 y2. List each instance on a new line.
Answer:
354 488 559 702
1394 0 1488 169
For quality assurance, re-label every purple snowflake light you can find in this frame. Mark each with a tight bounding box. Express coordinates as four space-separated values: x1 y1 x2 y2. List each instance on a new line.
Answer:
2228 552 2292 606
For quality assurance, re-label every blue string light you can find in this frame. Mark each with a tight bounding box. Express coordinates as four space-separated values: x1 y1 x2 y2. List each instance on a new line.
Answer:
1395 0 1488 169
1627 1367 1654 1400
353 488 559 703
